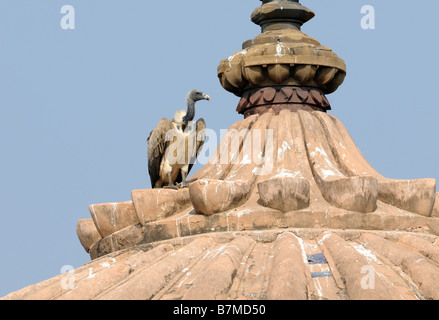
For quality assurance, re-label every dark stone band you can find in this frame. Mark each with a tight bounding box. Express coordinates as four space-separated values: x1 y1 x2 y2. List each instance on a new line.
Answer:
237 86 331 117
241 104 327 118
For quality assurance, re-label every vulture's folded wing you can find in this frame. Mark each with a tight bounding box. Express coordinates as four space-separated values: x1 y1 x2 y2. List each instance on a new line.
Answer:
187 118 207 176
147 118 173 188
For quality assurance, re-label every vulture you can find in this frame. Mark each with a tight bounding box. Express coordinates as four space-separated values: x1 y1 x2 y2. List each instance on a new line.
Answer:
147 89 210 189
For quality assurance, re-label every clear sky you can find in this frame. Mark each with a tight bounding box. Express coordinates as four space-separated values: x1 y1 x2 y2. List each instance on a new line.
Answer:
0 0 438 297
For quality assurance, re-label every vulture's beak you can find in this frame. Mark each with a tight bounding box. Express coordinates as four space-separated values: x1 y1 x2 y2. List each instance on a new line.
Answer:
203 94 211 101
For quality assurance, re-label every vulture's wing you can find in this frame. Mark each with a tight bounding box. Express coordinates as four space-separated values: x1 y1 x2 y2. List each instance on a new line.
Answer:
147 118 173 188
187 118 207 176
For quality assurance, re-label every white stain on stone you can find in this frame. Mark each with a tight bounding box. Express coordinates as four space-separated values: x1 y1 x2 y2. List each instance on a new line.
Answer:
156 189 162 208
88 268 95 279
321 169 337 179
227 49 247 67
277 140 292 161
311 147 344 179
270 168 301 180
318 233 332 245
234 208 253 218
352 244 382 264
275 42 289 57
313 278 324 297
240 154 251 165
110 203 118 227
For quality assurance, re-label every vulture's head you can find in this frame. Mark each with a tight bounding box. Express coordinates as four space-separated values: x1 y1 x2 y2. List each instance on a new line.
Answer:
187 89 210 103
177 89 210 125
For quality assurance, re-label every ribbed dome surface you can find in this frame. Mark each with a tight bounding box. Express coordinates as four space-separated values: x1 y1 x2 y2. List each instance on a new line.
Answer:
3 229 439 300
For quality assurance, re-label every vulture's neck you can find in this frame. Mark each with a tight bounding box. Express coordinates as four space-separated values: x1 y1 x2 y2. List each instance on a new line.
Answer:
182 98 195 123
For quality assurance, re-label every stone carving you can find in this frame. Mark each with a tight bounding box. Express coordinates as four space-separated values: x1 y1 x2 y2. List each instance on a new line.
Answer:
88 201 139 238
76 109 439 260
76 219 101 253
378 179 436 217
237 86 331 117
189 179 254 216
257 177 311 213
218 0 346 97
131 188 191 225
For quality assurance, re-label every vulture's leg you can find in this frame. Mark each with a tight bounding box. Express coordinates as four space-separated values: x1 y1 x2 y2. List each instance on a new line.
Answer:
162 160 178 190
167 171 174 185
164 172 179 190
178 166 189 188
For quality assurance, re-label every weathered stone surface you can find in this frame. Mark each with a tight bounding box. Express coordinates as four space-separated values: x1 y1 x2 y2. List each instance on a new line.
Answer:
89 224 144 260
313 112 383 179
86 200 439 260
318 232 394 300
189 179 252 216
266 232 309 300
131 188 191 225
258 177 310 212
57 244 175 300
320 176 378 213
89 201 140 238
76 219 101 253
176 237 255 300
97 237 214 300
0 250 139 300
378 179 436 217
432 193 439 218
360 233 439 300
398 234 439 265
6 229 439 300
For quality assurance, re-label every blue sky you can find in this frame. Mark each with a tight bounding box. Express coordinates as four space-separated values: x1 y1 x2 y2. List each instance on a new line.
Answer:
0 0 438 297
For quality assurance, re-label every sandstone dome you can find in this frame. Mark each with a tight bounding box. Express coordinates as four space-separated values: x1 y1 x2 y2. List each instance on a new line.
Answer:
3 0 439 301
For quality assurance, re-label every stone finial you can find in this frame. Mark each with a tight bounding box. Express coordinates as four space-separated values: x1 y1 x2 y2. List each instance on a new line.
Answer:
218 0 346 114
252 0 315 32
